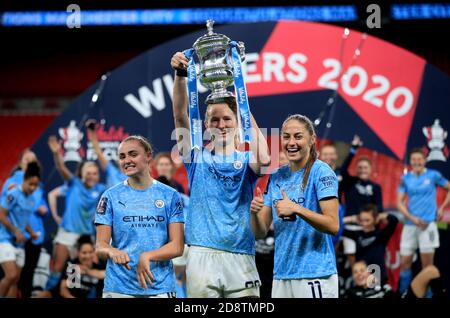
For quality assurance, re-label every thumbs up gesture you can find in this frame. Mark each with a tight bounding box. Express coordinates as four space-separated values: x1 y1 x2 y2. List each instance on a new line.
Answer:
275 190 297 219
250 187 264 215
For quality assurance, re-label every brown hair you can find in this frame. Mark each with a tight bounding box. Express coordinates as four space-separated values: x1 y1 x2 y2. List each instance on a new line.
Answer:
359 203 378 220
282 114 317 191
409 147 426 159
356 155 372 166
204 96 238 123
120 135 153 156
352 260 368 271
76 235 94 251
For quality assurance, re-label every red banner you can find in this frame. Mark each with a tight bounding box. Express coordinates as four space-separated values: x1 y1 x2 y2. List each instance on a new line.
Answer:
246 21 426 160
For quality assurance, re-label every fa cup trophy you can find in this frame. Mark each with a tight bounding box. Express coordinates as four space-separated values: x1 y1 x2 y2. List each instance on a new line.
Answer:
183 20 251 149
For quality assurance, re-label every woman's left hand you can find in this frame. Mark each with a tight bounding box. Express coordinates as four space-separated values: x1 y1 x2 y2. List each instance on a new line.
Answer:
437 207 444 221
275 190 297 218
137 252 155 289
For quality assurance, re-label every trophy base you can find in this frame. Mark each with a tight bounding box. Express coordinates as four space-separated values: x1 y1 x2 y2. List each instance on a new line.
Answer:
205 91 236 105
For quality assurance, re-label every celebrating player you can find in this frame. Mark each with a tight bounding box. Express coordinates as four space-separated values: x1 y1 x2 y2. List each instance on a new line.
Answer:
38 136 106 296
0 162 41 297
251 114 339 298
397 147 450 294
171 51 270 298
95 135 184 298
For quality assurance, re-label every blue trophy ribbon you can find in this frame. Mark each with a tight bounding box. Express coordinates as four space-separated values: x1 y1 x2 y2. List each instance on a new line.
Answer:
183 48 203 150
183 41 252 149
230 41 252 143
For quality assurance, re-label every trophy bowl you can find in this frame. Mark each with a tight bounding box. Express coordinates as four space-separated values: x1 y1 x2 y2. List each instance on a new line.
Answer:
192 20 245 104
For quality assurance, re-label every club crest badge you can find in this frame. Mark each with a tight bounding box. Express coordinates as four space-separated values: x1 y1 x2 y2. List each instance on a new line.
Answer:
155 199 165 208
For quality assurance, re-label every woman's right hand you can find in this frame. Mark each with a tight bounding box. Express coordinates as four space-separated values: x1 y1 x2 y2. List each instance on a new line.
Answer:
351 135 363 148
53 215 62 225
411 216 428 230
343 215 358 224
376 212 389 225
14 229 26 244
47 135 61 154
108 248 131 270
250 187 264 215
85 119 97 132
170 52 189 71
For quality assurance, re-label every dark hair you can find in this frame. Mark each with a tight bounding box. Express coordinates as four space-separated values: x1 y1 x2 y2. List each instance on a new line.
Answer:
76 235 94 251
282 114 317 191
205 96 238 123
120 135 153 156
156 175 171 186
409 147 426 159
24 162 41 180
352 260 368 270
359 204 378 219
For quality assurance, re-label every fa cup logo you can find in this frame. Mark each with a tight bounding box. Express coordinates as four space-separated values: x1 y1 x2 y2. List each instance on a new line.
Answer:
422 119 448 162
59 120 84 162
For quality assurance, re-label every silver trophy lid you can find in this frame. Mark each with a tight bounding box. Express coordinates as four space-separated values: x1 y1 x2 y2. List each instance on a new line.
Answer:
206 19 214 35
193 20 231 51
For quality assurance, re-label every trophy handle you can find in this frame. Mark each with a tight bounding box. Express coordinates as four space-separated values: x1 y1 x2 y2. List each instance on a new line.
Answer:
237 41 246 62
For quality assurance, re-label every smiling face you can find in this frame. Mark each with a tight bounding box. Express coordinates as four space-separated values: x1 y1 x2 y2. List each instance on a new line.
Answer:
118 139 152 177
81 163 100 188
281 119 315 166
352 262 369 287
205 103 238 148
356 159 372 181
410 152 426 174
359 210 376 232
320 145 337 168
78 243 95 268
155 156 174 180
